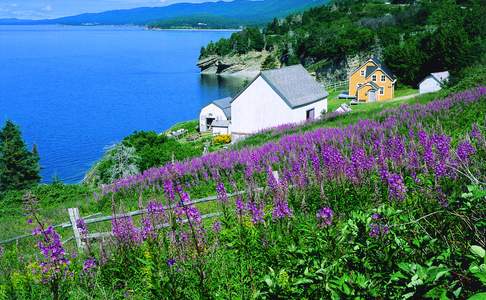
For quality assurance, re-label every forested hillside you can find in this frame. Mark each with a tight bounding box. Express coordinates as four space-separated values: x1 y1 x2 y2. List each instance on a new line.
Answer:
0 0 328 28
200 0 486 85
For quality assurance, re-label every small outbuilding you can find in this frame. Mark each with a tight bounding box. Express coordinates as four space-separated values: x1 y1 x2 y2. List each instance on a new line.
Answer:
419 71 450 94
199 97 231 133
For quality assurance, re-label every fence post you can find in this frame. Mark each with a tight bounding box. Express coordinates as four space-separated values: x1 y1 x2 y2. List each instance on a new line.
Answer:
272 170 280 183
68 208 83 253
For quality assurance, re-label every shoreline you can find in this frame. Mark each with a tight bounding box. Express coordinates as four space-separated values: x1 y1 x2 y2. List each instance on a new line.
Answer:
201 70 259 79
147 27 241 32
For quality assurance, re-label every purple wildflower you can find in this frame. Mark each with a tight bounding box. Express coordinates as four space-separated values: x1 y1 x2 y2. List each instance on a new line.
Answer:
369 223 390 238
216 182 229 204
76 218 88 236
163 179 175 202
111 216 141 246
235 197 245 217
33 226 71 282
372 213 381 220
471 124 482 141
272 200 293 220
212 221 221 233
457 141 476 162
369 223 381 238
83 257 96 273
167 258 176 267
316 207 334 227
386 173 407 201
247 201 265 225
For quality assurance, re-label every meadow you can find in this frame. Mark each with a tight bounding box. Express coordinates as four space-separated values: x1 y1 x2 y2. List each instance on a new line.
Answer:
1 85 485 299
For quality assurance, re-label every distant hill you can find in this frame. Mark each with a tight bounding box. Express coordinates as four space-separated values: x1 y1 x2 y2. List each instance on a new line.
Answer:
0 0 328 28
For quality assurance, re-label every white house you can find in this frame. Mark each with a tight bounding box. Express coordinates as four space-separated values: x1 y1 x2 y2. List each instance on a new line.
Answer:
199 97 231 134
419 71 450 94
230 65 328 139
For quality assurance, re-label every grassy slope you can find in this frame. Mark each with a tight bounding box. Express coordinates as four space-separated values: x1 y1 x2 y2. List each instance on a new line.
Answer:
235 88 439 150
0 89 450 244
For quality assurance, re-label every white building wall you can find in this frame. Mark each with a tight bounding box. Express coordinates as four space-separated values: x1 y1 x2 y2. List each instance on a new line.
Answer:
231 76 327 139
419 77 442 94
199 104 227 132
212 126 230 135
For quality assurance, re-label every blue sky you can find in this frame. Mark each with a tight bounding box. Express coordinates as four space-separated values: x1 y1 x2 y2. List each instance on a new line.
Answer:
0 0 221 19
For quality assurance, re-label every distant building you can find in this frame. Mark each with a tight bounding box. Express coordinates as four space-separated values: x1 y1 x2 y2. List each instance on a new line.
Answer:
199 65 328 140
349 57 397 102
199 97 231 134
419 71 450 94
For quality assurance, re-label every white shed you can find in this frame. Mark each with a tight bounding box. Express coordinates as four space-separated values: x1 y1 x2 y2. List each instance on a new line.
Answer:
199 97 231 133
419 71 450 94
230 65 328 140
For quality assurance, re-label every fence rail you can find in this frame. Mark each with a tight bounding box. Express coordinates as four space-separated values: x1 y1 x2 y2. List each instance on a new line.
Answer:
0 182 270 251
324 80 349 91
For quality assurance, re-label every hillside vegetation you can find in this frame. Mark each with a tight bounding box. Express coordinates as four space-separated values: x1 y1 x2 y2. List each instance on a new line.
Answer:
0 0 328 28
1 1 485 299
200 0 485 85
1 80 485 298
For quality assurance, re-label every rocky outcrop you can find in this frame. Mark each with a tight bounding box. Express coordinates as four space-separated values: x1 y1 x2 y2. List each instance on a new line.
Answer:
197 51 271 77
198 50 381 85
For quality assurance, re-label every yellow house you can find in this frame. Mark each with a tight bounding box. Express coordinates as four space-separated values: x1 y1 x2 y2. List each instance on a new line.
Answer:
348 57 397 102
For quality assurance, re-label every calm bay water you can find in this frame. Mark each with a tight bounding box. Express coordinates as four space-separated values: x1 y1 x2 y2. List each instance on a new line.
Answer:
0 25 242 183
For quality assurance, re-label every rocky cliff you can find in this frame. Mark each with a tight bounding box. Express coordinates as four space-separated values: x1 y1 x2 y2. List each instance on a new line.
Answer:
197 51 272 78
198 50 379 86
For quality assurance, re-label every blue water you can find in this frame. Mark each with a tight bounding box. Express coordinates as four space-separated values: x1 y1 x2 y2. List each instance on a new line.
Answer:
0 25 242 183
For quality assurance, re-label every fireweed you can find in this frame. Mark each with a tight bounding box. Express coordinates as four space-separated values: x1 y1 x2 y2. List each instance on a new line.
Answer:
23 192 72 300
316 207 334 227
79 87 486 297
102 87 485 197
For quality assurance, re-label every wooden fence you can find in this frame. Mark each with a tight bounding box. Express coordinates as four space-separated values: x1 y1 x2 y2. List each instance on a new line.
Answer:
324 80 349 92
0 170 277 253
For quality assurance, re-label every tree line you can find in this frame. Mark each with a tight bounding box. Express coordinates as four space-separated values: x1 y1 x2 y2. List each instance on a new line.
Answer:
0 120 41 194
200 0 486 86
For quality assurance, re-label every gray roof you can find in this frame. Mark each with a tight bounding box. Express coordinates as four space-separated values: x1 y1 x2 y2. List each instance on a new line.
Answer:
212 120 230 127
365 66 378 77
212 97 232 119
353 56 397 81
370 56 396 80
430 71 450 83
232 65 328 109
358 81 380 90
260 65 329 108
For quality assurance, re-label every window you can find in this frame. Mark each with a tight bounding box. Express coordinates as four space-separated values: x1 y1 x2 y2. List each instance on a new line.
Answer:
379 87 384 95
372 75 377 82
360 70 365 76
306 108 315 120
381 75 386 82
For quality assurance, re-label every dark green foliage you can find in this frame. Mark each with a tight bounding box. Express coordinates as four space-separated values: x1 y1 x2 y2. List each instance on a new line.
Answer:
85 131 203 186
261 54 279 70
122 131 201 172
0 120 40 193
201 0 486 86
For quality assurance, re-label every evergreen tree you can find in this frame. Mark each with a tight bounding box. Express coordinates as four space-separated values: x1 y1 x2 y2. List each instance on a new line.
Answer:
0 120 41 192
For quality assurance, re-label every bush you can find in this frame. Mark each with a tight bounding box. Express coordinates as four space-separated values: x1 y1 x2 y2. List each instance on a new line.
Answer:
84 131 202 186
213 134 231 145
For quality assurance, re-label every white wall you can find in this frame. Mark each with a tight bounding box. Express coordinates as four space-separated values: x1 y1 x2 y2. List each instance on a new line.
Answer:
231 76 327 139
419 77 442 94
199 104 227 132
213 126 230 135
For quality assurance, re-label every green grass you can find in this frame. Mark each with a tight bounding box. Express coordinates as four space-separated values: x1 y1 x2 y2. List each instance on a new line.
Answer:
0 88 464 251
235 89 445 150
394 87 419 98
